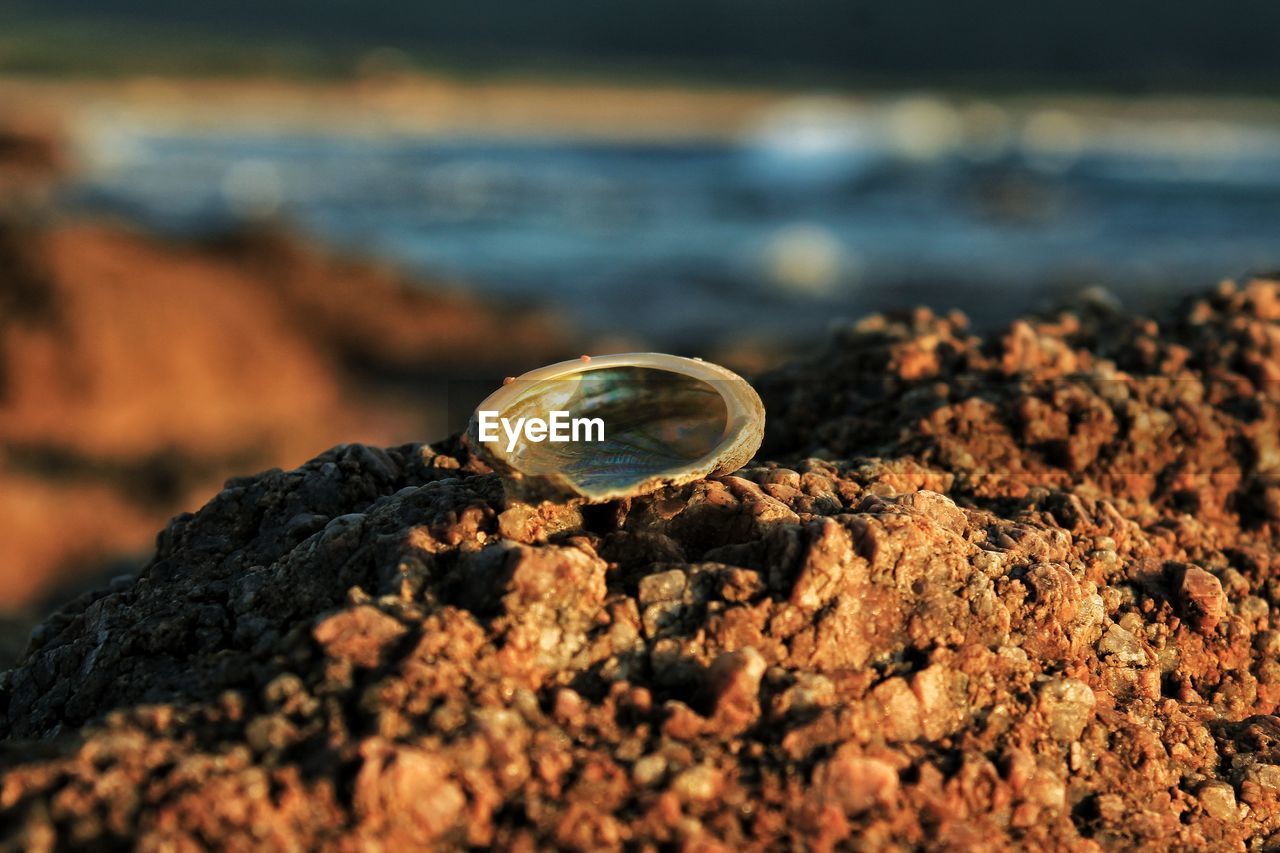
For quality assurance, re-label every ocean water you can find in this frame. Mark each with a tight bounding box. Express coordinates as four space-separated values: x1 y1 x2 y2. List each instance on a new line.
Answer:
65 102 1280 347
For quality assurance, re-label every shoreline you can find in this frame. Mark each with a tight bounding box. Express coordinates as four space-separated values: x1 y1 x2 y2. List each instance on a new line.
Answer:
6 74 1280 140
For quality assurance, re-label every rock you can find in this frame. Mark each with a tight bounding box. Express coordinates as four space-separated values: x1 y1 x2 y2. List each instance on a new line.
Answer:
354 740 466 843
1099 623 1148 666
495 543 609 668
911 663 966 741
788 518 859 611
638 569 687 605
671 765 723 802
1199 781 1239 821
0 219 575 618
1038 678 1096 742
313 605 407 668
631 754 668 787
1179 565 1228 634
869 677 924 742
813 747 899 815
706 647 767 734
3 279 1280 849
1244 764 1280 792
1026 563 1082 624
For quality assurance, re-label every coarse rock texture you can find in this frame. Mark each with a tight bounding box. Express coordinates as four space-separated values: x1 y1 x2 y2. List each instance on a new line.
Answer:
3 279 1280 849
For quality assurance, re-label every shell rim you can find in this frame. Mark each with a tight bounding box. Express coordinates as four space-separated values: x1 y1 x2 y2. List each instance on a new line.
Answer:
467 352 765 502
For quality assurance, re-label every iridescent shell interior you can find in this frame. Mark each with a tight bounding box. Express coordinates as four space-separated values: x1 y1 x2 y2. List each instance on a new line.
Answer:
469 355 764 502
498 366 728 493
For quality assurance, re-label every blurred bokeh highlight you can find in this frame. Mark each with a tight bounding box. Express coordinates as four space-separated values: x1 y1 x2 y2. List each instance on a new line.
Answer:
1 0 1279 658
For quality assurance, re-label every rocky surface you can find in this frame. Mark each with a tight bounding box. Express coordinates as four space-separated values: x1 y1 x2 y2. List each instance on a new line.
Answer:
2 279 1280 849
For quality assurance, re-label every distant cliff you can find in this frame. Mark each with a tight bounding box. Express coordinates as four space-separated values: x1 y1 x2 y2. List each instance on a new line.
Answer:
0 218 571 614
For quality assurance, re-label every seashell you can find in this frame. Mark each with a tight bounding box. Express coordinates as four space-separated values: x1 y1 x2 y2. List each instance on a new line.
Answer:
467 353 765 503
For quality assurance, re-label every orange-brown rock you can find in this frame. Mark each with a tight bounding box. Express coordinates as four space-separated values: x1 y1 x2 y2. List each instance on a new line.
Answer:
3 279 1280 849
0 219 572 613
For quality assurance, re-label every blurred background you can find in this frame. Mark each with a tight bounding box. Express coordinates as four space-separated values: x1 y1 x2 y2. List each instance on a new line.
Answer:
1 0 1279 658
